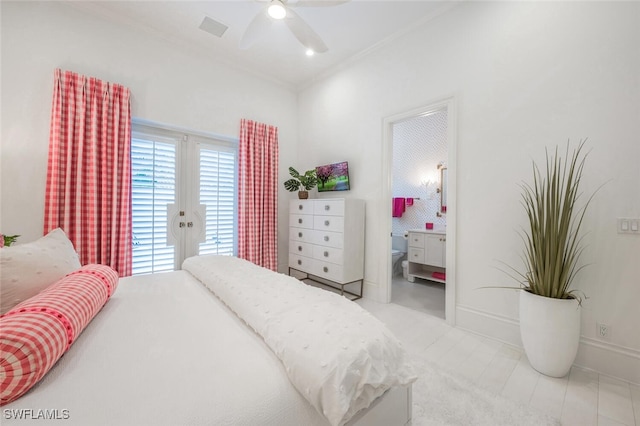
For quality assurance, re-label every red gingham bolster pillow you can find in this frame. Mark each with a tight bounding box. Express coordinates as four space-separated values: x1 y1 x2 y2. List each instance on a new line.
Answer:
0 264 118 405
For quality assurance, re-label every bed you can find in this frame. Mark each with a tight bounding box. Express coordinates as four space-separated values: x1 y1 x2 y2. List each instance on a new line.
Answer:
1 253 415 425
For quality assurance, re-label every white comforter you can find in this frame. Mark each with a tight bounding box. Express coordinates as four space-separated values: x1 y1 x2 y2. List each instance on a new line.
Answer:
183 255 416 426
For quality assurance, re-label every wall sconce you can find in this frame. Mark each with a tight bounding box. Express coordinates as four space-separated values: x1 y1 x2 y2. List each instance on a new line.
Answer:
421 179 433 188
421 176 437 199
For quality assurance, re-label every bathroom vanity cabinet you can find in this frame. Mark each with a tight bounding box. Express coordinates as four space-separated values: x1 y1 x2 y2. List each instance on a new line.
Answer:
407 229 446 283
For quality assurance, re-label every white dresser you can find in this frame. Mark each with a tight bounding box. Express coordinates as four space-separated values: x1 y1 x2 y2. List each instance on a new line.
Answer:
288 198 365 298
407 229 446 283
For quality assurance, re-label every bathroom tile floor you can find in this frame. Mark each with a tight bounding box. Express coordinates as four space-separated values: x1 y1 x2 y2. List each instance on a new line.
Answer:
357 298 640 426
391 274 445 319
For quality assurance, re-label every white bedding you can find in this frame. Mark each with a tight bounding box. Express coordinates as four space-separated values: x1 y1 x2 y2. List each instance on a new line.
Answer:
183 255 416 426
3 270 330 425
4 256 415 426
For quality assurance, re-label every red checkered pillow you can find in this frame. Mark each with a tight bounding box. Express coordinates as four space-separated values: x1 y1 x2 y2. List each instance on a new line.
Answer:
0 264 118 405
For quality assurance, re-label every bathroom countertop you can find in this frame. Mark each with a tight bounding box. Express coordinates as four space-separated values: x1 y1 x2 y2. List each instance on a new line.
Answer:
407 228 446 235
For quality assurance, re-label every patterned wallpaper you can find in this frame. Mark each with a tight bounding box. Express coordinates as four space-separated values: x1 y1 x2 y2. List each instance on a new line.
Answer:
392 109 448 238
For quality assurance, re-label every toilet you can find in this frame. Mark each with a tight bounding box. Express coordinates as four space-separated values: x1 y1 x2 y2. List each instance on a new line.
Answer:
391 234 408 276
392 249 405 276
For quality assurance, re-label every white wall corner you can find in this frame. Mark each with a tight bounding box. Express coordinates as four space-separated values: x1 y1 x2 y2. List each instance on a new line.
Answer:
455 304 640 385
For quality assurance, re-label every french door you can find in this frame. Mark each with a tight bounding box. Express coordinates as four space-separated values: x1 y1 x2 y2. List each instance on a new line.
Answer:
131 123 237 275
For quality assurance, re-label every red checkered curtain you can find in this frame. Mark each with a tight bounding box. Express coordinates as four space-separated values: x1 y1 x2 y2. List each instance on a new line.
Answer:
237 119 278 271
44 69 132 277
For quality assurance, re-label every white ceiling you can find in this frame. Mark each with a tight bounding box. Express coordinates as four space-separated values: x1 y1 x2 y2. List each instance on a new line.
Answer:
69 1 453 90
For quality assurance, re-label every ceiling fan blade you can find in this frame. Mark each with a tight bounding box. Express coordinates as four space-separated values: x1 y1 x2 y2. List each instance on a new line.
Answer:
288 0 349 7
239 9 273 49
284 8 328 53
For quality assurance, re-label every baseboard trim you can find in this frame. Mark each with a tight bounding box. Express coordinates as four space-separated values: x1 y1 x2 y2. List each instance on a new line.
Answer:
456 304 640 385
456 305 522 346
575 337 640 385
363 280 383 302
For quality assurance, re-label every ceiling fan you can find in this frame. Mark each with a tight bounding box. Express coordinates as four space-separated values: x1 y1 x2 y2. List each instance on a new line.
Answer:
240 0 348 53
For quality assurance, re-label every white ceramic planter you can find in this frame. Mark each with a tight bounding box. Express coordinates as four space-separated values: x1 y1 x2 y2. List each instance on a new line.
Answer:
519 290 581 378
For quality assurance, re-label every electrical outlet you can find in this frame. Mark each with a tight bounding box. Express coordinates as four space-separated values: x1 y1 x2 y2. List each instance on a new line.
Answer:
618 218 640 234
597 323 611 340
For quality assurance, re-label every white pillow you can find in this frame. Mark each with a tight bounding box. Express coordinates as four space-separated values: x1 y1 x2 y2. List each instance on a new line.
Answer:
0 228 81 315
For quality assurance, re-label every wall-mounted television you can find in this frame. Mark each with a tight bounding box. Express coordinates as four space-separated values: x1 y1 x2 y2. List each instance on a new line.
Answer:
316 161 350 192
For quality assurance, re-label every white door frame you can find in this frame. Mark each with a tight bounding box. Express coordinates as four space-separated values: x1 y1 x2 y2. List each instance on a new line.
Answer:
380 96 457 326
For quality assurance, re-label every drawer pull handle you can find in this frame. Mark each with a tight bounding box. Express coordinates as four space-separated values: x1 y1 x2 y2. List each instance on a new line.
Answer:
299 205 303 210
298 218 303 224
323 266 328 273
324 220 330 226
298 246 302 251
298 232 303 238
324 236 329 242
325 205 330 211
324 251 329 257
298 259 302 265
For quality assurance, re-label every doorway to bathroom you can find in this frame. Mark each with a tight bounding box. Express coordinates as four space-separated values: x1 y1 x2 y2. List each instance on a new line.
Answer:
381 98 456 324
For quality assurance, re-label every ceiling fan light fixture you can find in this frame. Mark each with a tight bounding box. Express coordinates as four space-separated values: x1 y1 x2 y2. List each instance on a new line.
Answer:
305 48 315 57
268 1 287 20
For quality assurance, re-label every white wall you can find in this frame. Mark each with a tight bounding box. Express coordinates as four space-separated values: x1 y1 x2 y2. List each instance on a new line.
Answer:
392 111 448 235
0 1 298 271
297 2 640 383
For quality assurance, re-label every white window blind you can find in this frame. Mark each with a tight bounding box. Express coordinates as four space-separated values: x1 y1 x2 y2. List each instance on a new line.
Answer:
198 146 236 256
131 137 177 275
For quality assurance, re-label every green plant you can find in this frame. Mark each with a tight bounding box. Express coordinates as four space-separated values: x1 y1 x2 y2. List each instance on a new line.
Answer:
1 234 20 247
504 140 598 302
284 167 317 192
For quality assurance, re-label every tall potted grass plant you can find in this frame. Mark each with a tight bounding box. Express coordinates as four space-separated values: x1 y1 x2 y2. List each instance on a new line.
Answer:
508 140 596 377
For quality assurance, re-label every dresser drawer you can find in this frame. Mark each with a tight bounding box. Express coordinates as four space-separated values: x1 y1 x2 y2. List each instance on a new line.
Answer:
408 232 425 248
313 215 344 233
289 240 314 257
408 247 425 264
311 230 344 249
289 254 314 271
313 261 344 283
289 227 314 243
289 214 314 229
290 199 314 215
312 245 344 265
313 199 345 216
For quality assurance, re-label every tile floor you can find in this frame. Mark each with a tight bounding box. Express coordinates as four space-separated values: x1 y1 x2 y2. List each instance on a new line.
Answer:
391 274 445 319
357 298 640 426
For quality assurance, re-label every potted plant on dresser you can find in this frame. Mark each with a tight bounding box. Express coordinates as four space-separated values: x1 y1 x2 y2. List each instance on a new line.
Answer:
284 167 317 199
507 140 597 378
